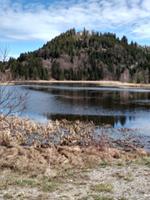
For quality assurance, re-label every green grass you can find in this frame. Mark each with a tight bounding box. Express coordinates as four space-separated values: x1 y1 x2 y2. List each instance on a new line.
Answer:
78 195 114 200
134 156 150 167
114 172 134 182
118 197 128 200
99 160 109 168
15 178 38 187
91 183 113 193
116 161 125 167
0 172 59 193
41 180 58 192
40 177 60 192
3 193 13 199
92 195 114 200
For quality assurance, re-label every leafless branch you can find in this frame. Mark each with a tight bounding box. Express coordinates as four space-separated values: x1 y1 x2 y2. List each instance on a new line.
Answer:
0 46 9 62
0 47 28 131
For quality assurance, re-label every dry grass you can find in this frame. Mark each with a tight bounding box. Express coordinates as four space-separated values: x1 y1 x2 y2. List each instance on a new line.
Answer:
0 171 60 193
6 80 150 89
0 116 149 177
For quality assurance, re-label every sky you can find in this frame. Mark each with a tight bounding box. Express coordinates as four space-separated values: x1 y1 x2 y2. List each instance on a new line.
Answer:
1 0 150 58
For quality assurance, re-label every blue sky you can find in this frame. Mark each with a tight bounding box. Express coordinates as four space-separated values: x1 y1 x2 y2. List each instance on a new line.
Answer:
1 0 150 58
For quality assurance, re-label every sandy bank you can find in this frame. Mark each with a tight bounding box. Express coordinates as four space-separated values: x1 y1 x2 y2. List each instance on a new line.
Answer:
1 80 150 89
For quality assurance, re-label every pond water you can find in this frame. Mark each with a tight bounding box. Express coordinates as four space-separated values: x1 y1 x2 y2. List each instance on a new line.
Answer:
2 83 150 133
5 83 145 128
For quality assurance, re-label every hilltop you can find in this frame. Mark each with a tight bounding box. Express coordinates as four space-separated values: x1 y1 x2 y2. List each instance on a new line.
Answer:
2 29 150 83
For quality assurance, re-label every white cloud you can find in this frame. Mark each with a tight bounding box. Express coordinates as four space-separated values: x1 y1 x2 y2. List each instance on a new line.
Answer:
0 0 150 42
133 21 150 38
142 0 150 10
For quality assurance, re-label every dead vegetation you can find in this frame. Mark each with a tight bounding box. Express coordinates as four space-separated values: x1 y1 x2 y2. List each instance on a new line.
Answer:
0 116 149 175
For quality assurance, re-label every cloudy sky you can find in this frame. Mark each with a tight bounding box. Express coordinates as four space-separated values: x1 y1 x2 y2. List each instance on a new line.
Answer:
1 0 150 58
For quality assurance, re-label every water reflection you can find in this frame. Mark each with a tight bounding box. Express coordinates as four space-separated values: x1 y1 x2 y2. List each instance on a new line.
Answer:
47 113 135 128
20 84 150 132
27 84 150 111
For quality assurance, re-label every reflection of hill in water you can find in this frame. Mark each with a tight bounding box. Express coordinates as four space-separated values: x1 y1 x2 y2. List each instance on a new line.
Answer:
22 84 150 129
46 114 135 128
27 85 150 111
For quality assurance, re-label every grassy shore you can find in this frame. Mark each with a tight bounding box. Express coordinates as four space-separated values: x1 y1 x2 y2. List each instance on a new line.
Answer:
1 80 150 89
0 116 150 199
0 158 150 200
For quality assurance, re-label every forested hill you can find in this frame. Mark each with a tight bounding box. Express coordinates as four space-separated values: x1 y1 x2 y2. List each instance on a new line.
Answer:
3 29 150 83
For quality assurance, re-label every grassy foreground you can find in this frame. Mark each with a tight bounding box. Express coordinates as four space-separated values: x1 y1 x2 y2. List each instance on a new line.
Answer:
0 116 150 200
0 156 150 200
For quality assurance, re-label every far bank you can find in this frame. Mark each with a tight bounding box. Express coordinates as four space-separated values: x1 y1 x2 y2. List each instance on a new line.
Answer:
1 80 150 89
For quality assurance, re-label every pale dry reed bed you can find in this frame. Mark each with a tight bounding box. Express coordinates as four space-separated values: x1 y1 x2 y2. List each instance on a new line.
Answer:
0 116 150 200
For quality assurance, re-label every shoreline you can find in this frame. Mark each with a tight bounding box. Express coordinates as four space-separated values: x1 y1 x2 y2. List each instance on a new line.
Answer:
1 115 149 154
1 80 150 88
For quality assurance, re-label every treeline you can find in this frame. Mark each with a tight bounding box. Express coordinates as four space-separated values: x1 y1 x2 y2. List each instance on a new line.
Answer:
1 28 150 83
8 56 49 80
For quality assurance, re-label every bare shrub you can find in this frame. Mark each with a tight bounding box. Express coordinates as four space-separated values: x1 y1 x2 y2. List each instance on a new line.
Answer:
0 47 28 131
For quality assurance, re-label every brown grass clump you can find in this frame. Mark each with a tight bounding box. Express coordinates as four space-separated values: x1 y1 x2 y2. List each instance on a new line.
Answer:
0 130 12 146
0 116 149 174
0 144 148 175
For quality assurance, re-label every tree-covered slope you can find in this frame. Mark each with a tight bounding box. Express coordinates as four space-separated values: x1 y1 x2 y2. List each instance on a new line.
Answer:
4 29 150 82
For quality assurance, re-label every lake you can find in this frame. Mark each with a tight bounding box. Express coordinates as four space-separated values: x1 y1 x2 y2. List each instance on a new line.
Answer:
1 83 150 150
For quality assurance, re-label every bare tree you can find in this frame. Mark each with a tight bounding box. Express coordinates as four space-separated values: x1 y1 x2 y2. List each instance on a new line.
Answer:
0 47 28 131
0 46 9 62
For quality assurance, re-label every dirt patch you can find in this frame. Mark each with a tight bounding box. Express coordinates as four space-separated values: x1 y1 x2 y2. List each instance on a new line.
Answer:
0 159 150 200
